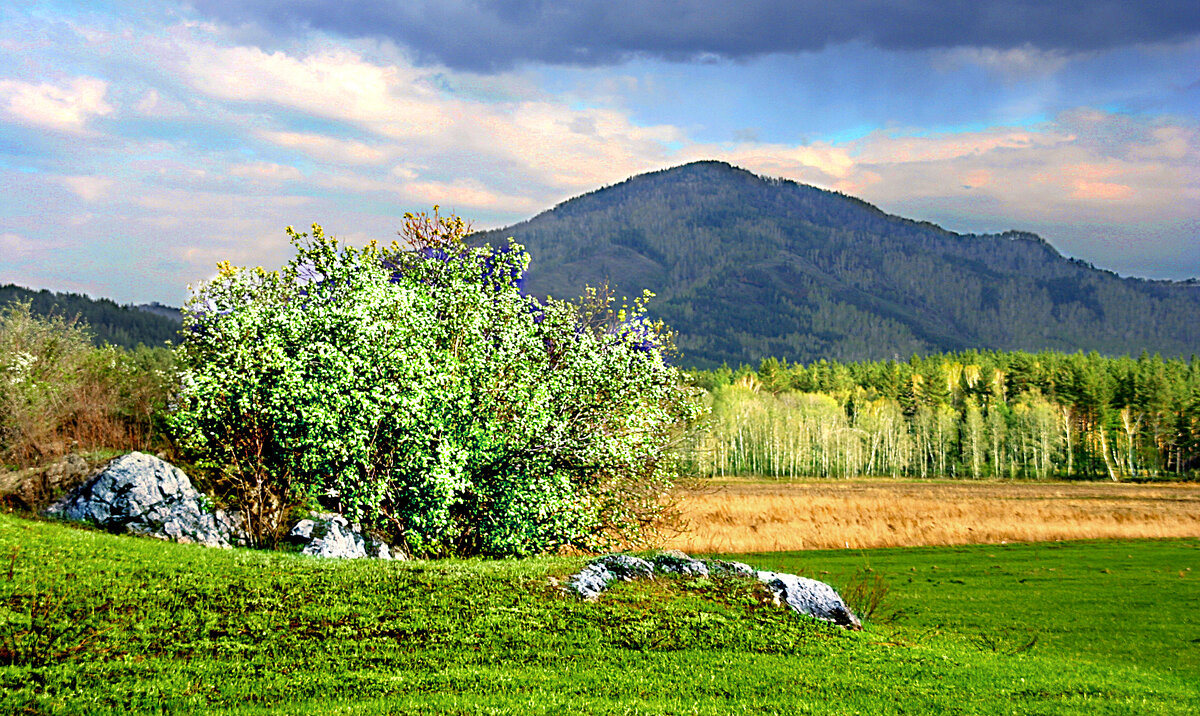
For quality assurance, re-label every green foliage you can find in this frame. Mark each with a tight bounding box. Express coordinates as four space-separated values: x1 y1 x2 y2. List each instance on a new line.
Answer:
475 161 1200 368
2 513 1198 714
170 212 703 556
0 302 176 468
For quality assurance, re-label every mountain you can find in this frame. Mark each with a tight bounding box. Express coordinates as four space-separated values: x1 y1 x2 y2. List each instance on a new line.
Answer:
134 302 185 324
0 284 181 350
475 161 1200 369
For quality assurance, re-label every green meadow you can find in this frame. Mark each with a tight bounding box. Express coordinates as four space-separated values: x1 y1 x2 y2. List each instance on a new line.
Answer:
2 512 1197 715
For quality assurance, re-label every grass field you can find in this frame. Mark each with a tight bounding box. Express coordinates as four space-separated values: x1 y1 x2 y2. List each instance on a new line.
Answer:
2 510 1198 714
666 478 1200 552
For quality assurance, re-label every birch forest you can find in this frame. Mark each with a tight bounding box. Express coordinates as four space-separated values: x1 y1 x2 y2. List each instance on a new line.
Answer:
681 350 1200 480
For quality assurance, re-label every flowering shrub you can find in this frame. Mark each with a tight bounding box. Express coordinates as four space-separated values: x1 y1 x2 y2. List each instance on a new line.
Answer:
170 210 703 556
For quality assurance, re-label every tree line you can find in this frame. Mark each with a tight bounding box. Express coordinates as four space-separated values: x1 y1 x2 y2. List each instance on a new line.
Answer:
0 284 181 351
681 350 1200 480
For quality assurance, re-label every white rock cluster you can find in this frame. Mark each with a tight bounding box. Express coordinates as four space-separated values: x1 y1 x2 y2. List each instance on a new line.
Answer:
568 550 862 630
44 452 403 561
286 513 398 560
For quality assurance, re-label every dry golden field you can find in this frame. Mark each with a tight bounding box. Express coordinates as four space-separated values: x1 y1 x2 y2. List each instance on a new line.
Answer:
663 478 1200 553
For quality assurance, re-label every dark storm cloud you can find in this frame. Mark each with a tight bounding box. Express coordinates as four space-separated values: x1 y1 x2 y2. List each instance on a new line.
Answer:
189 0 1200 71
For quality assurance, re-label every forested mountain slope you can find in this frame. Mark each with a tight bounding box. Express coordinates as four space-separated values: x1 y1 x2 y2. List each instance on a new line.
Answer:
475 161 1199 368
0 284 180 349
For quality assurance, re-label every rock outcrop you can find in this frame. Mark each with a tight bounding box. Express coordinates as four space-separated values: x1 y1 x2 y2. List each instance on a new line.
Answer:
570 553 656 599
45 451 243 548
568 551 862 630
0 453 93 510
754 570 862 630
286 513 398 560
652 549 711 577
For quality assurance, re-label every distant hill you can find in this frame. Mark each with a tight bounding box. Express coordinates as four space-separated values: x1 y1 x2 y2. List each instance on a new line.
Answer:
475 161 1200 368
0 285 181 350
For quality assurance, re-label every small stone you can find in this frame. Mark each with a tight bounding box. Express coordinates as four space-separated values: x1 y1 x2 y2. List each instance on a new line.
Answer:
288 519 317 541
756 571 862 630
706 559 756 577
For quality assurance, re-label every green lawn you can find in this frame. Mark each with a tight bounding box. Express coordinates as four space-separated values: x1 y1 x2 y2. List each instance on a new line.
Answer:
737 540 1200 679
2 512 1197 714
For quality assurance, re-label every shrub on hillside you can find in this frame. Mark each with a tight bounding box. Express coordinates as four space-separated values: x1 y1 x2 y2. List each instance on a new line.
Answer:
170 210 703 555
0 301 176 469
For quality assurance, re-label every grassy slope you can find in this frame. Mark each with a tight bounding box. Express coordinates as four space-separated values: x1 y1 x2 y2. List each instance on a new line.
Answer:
1 513 1197 715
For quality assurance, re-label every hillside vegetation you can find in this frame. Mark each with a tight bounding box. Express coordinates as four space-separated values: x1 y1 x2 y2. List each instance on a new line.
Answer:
2 513 1197 714
0 302 175 469
0 284 180 350
476 161 1200 368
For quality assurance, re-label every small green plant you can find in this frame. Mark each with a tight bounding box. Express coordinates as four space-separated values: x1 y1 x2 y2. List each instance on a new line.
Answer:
170 209 705 556
972 627 1039 655
839 567 892 622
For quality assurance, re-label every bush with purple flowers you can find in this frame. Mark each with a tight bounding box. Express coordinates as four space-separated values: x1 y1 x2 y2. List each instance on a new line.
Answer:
170 209 703 556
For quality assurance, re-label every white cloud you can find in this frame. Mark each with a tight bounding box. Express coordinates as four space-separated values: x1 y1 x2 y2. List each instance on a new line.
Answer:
401 179 541 212
1129 126 1198 162
178 41 683 198
134 88 189 118
936 45 1073 81
59 176 114 202
229 161 305 183
257 130 388 165
0 232 41 257
0 76 113 132
183 45 449 135
307 170 540 212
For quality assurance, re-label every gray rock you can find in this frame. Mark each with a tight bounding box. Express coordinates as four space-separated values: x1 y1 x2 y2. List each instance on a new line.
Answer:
705 559 756 578
44 453 91 493
45 452 243 548
756 571 863 630
652 550 710 577
570 553 655 599
566 551 862 630
286 513 398 560
0 453 93 510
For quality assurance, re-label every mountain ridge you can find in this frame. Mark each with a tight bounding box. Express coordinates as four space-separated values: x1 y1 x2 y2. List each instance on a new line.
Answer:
475 161 1199 368
0 284 181 350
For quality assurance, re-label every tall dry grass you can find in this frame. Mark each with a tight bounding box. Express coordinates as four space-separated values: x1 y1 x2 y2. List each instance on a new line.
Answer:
664 478 1200 553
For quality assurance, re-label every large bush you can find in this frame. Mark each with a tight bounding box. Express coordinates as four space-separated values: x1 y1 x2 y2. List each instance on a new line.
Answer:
170 211 703 555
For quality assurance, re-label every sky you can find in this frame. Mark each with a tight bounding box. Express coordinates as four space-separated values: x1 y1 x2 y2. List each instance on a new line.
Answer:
1 1 1197 305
